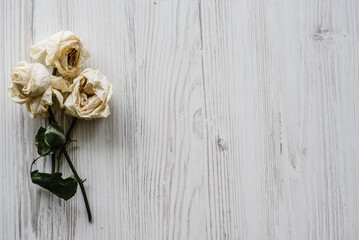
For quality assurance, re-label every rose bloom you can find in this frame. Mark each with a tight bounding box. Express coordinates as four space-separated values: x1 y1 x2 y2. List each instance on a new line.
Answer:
9 62 70 118
30 31 90 78
64 68 113 119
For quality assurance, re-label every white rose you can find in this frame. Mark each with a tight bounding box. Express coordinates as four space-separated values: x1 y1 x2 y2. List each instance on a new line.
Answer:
50 75 71 110
30 31 90 78
9 62 70 118
64 68 113 119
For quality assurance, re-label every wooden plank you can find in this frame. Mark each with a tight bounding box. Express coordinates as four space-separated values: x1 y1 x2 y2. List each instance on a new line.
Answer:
199 0 359 239
0 0 358 239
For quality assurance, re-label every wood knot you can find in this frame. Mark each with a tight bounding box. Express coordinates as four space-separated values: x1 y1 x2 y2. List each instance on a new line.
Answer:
314 27 334 43
216 136 227 151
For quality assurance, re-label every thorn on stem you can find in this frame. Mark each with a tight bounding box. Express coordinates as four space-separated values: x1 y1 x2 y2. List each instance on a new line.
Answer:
33 155 41 162
30 156 42 173
66 139 77 144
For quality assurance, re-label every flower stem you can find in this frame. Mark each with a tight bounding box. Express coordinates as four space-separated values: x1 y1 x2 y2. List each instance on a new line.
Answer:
62 147 92 222
48 108 56 173
66 118 78 139
46 105 92 222
56 117 78 172
51 153 56 173
48 107 55 124
49 68 57 173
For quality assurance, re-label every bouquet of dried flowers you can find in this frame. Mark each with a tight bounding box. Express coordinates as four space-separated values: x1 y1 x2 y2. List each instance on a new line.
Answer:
9 31 113 222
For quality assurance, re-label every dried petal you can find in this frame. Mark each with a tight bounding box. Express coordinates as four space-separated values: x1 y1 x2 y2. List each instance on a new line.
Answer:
64 68 112 119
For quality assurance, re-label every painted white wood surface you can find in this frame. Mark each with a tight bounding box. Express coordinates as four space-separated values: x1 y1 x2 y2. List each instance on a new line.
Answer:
1 0 359 239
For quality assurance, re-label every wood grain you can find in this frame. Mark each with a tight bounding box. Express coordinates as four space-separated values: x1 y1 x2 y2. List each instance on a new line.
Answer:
1 0 358 239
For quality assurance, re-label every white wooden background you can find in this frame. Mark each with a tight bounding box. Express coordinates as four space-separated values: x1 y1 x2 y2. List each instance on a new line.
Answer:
1 0 359 239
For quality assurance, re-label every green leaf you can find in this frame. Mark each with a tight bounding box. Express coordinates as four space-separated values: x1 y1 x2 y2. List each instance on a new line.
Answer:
34 124 66 156
31 170 78 200
34 127 52 156
44 123 66 149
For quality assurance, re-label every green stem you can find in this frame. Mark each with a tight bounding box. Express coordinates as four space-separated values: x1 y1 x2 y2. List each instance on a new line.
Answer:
66 118 78 139
56 154 61 173
56 118 78 172
46 97 91 222
51 152 56 174
63 147 92 222
48 108 56 173
49 67 57 173
48 107 55 124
